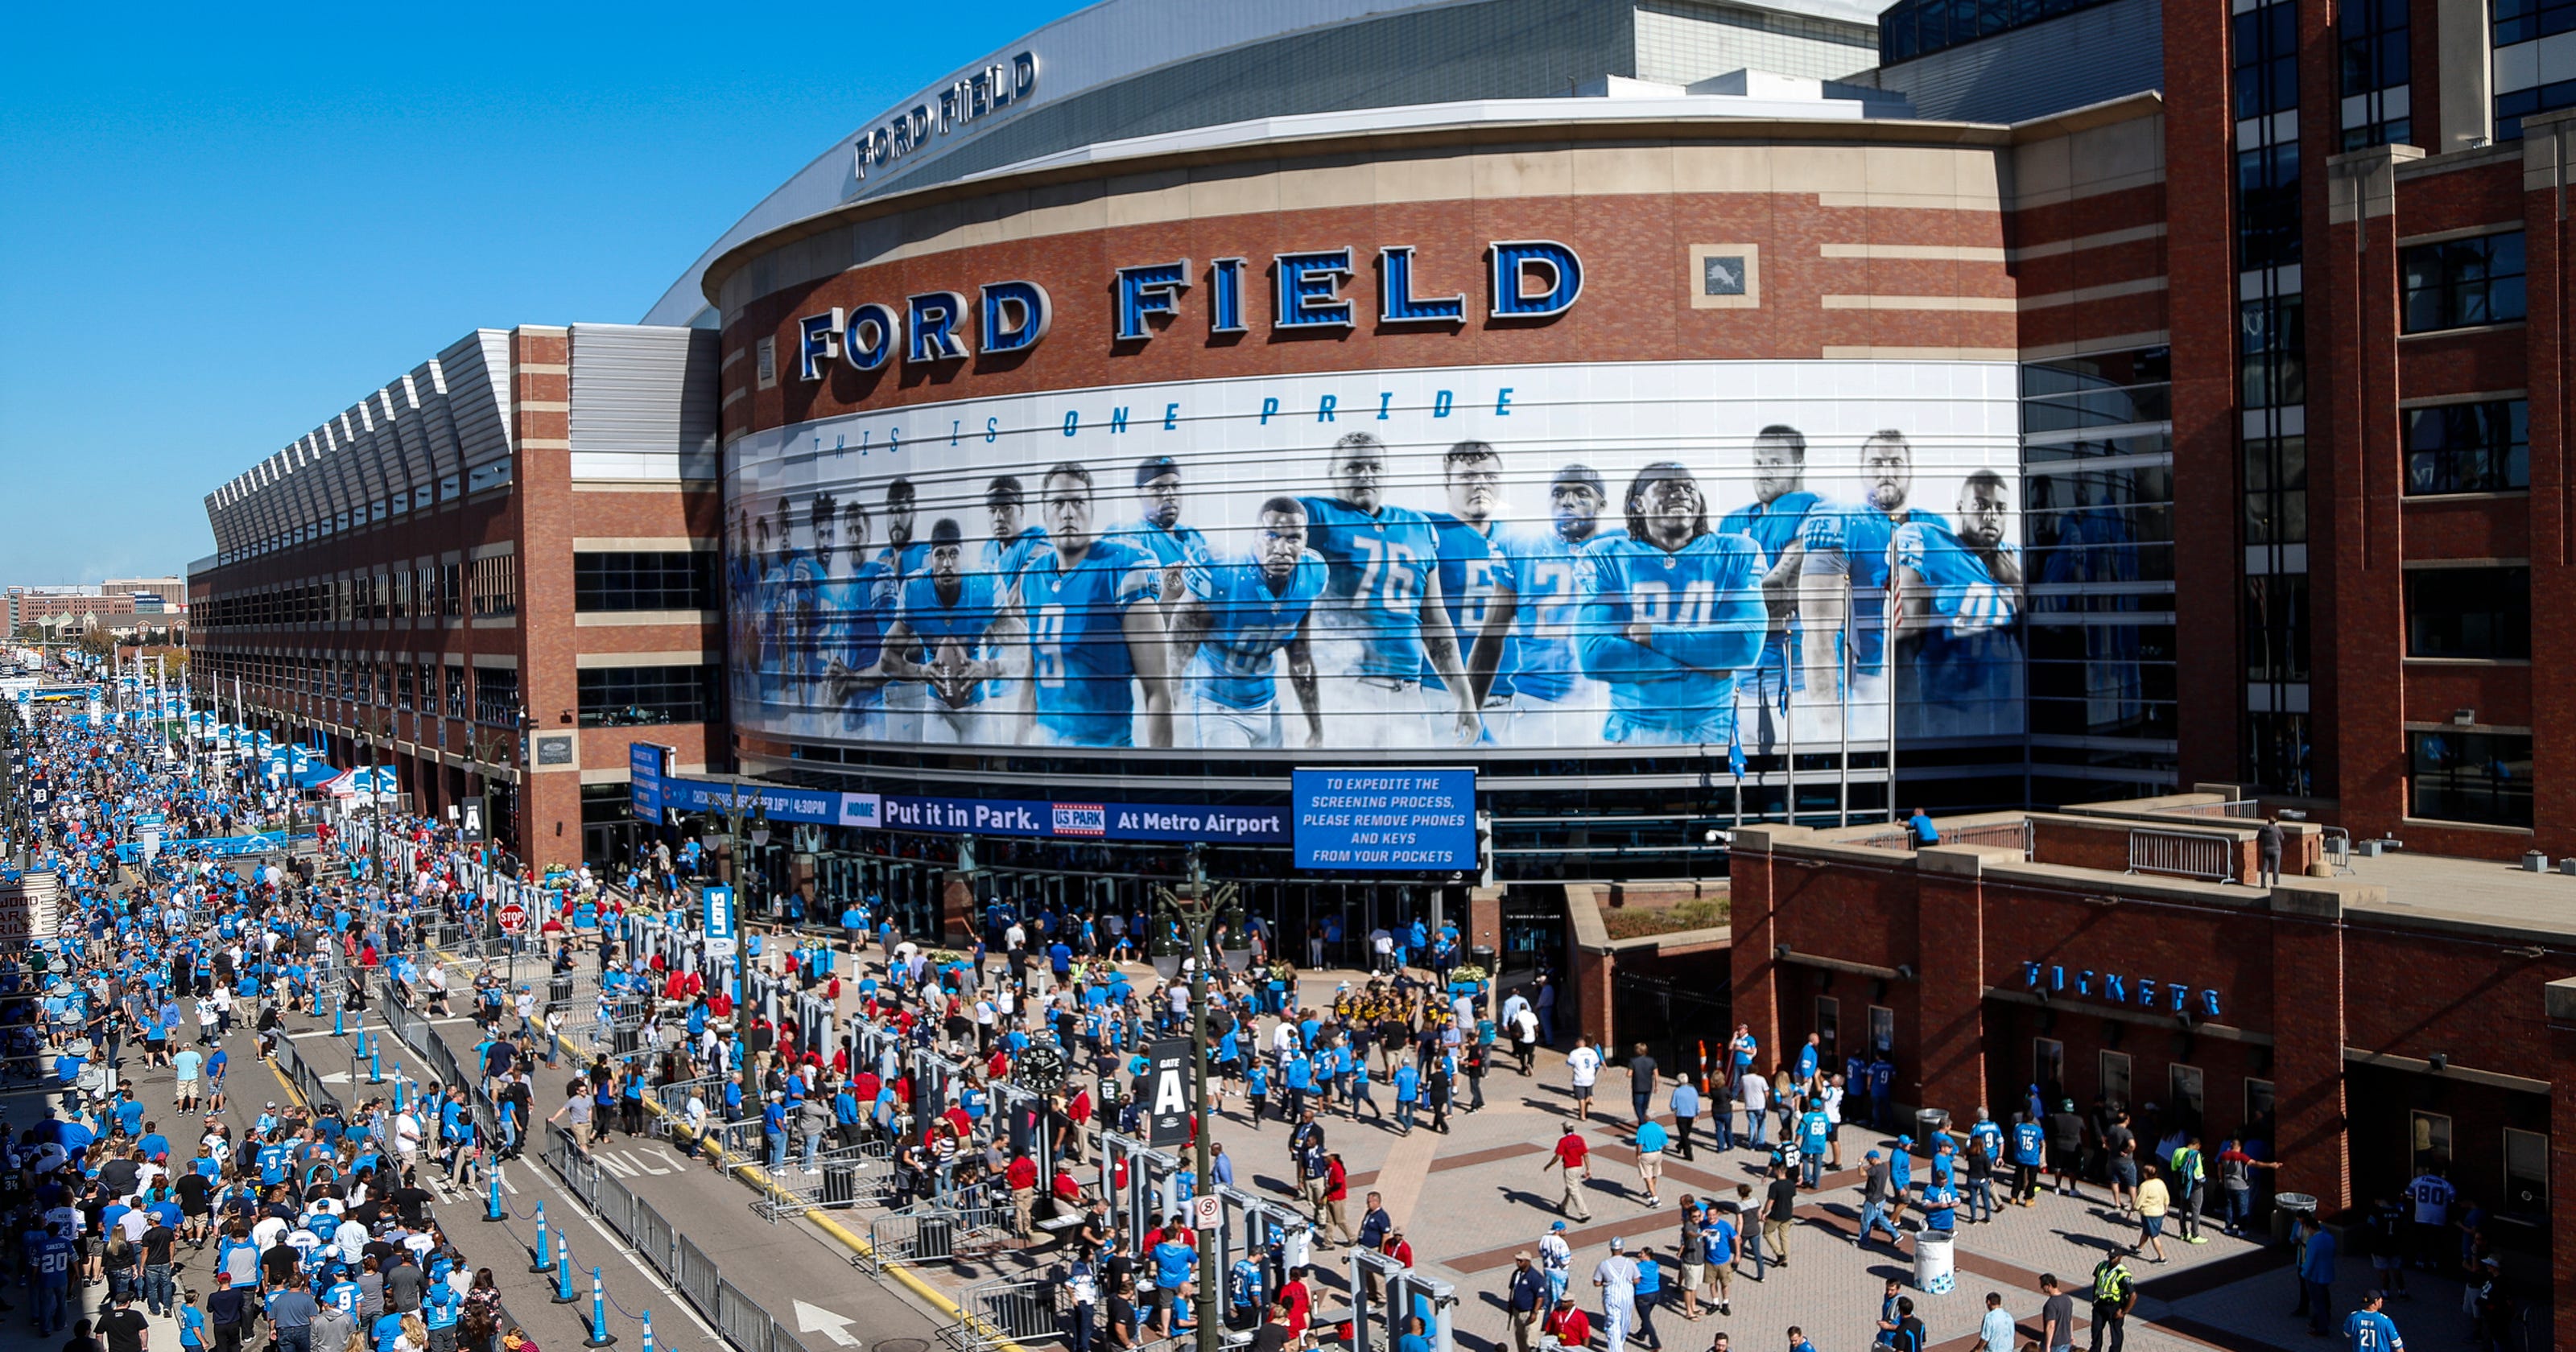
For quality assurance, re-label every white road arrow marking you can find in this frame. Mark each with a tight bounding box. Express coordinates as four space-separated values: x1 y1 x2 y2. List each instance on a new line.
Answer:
795 1300 861 1348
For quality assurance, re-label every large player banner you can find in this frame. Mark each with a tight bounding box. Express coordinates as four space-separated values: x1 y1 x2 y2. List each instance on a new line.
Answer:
725 361 2023 754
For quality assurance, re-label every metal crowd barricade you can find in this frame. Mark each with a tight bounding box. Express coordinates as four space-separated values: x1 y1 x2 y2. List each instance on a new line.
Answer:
1100 1130 1184 1242
1214 1185 1314 1310
942 1276 1063 1352
1344 1247 1458 1352
861 1206 968 1272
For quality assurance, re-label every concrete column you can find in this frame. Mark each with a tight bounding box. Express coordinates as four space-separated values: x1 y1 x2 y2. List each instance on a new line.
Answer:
2268 881 2351 1210
1912 846 1988 1119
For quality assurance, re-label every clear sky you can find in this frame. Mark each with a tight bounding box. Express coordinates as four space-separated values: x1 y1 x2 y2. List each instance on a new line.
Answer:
0 0 1070 586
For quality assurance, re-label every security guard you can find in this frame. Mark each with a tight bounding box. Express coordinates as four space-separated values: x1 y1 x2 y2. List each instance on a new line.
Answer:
2088 1251 2136 1352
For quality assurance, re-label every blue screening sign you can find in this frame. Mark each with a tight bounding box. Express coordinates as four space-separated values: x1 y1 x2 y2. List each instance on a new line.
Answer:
1292 769 1476 871
629 744 670 824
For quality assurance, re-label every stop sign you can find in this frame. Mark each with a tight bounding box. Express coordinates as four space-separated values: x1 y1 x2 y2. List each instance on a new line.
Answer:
497 901 529 934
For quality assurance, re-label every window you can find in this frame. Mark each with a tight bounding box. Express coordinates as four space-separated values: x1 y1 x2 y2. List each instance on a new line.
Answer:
2339 0 2411 150
2411 1109 2454 1170
573 552 715 612
2251 712 2316 798
444 666 468 719
2234 1 2299 119
2244 574 2312 682
2034 1038 2066 1098
2098 1050 2132 1111
2236 143 2302 270
1814 997 1840 1061
2409 730 2534 826
2401 233 2528 332
2504 1127 2549 1216
576 665 720 727
2239 296 2306 409
2244 1078 2276 1136
2406 567 2531 659
469 554 519 619
2496 0 2576 138
2169 1064 2206 1123
1877 0 2121 64
473 666 520 727
466 458 513 493
1867 1006 1894 1059
396 663 415 711
2406 401 2529 494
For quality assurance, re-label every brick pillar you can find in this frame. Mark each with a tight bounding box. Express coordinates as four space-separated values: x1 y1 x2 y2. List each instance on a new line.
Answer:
509 325 583 872
1468 885 1503 959
940 871 976 946
1912 846 1988 1121
2540 977 2576 1348
2523 111 2576 856
2268 881 2351 1210
1727 826 1794 1084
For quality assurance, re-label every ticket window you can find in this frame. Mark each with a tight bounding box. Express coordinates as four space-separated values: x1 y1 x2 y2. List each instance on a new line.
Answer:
2169 1064 2206 1127
2099 1051 2133 1113
1868 1005 1894 1059
2412 1110 2454 1171
2504 1127 2549 1218
2244 1078 2275 1140
1814 997 1841 1061
2033 1038 2066 1100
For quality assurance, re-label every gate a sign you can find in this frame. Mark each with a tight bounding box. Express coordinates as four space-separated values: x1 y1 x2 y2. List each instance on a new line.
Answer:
1147 1037 1193 1148
460 796 486 844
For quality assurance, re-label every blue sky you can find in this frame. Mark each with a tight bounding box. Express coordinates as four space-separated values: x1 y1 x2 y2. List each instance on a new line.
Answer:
0 0 1068 585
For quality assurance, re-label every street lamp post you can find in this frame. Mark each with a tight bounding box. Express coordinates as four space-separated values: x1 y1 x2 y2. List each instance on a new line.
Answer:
1150 844 1249 1352
705 781 769 1032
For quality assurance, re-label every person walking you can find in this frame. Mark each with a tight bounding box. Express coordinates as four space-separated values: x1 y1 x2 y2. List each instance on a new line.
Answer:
2132 1162 2170 1263
2169 1136 2207 1243
2038 1274 2075 1352
2087 1251 2136 1352
1628 1044 1658 1127
1635 1116 1669 1207
1759 1164 1795 1270
1567 1037 1603 1122
1979 1292 2016 1352
1505 1251 1547 1352
1592 1236 1640 1352
1669 1074 1699 1161
1854 1149 1902 1249
2343 1290 2403 1352
1546 1123 1596 1221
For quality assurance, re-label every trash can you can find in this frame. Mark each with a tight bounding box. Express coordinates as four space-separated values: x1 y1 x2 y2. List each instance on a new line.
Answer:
915 1214 954 1261
1915 1107 1951 1143
548 975 575 1009
613 1026 640 1055
822 1162 857 1206
1913 1230 1956 1295
1471 945 1496 971
2272 1191 2318 1243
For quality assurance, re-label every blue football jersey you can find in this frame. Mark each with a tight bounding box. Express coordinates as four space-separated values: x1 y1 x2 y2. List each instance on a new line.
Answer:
1799 504 1950 675
1495 526 1605 703
898 573 1001 707
815 561 895 678
1575 533 1768 738
1117 519 1212 571
1295 497 1441 679
1424 514 1513 699
1183 552 1327 710
1893 521 2019 708
754 559 791 707
980 526 1050 586
1017 538 1160 745
1718 490 1818 672
876 540 932 585
785 554 828 686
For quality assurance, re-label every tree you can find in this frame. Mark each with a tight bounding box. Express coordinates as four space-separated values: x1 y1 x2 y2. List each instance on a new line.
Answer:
75 629 114 660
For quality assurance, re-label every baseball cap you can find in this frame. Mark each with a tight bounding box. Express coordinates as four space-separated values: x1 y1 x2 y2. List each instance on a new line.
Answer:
1865 1148 1882 1159
1550 1221 1567 1231
1515 1251 1534 1261
1898 1136 1913 1146
1608 1236 1624 1251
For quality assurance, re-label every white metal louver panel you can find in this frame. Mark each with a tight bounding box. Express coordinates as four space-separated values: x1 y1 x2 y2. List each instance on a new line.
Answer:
438 330 515 484
413 359 469 507
567 324 721 480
